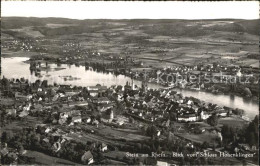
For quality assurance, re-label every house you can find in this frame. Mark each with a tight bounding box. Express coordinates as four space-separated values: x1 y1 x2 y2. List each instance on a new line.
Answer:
86 117 91 123
38 97 43 101
200 111 210 120
157 130 161 137
92 120 99 127
27 94 33 100
74 101 89 106
42 138 50 144
52 142 61 152
186 142 194 148
0 148 9 156
114 115 128 125
215 108 228 117
162 119 170 127
72 116 82 123
6 108 16 116
157 160 169 166
64 89 81 96
177 113 197 122
7 152 18 163
117 92 124 101
76 96 84 102
58 118 67 125
52 94 59 101
187 100 193 105
15 92 27 101
23 103 31 111
89 90 99 97
11 83 21 89
93 97 110 104
200 128 206 133
238 144 251 151
31 104 43 112
19 110 29 117
99 143 108 152
60 113 69 120
81 151 94 165
217 132 223 142
241 116 250 122
87 86 107 97
60 110 81 117
236 69 242 77
98 103 114 112
45 127 53 133
191 105 199 112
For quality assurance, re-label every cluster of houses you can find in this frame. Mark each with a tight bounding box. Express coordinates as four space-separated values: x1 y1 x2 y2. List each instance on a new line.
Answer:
1 76 241 129
1 38 47 52
130 61 257 90
0 75 256 165
37 124 108 165
0 143 25 165
115 84 231 124
1 78 134 131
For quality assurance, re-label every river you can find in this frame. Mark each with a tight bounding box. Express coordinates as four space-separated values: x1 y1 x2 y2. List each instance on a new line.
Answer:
1 57 258 119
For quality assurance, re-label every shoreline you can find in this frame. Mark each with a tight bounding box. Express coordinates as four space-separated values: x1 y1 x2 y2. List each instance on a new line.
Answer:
1 55 258 119
2 54 258 102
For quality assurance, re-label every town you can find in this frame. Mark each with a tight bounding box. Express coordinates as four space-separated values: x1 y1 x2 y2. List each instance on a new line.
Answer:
1 17 259 165
2 32 259 100
0 76 258 165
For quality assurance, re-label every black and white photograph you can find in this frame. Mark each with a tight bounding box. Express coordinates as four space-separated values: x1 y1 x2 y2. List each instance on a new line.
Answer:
0 1 259 165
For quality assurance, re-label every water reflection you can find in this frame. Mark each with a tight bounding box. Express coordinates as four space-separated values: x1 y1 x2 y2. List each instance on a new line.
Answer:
230 94 235 101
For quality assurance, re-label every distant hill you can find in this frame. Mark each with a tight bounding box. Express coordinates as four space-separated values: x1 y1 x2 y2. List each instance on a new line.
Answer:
1 17 80 29
1 17 259 37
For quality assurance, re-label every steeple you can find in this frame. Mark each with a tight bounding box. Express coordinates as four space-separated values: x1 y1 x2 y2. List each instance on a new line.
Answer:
110 110 114 120
141 75 148 92
132 78 135 90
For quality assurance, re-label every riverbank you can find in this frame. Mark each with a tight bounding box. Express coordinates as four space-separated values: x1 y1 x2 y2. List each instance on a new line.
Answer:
1 55 259 119
2 48 258 101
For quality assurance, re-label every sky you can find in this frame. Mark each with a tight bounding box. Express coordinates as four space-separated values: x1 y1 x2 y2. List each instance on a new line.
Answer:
1 1 259 20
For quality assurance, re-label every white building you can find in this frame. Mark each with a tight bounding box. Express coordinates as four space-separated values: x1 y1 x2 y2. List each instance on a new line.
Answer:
178 114 197 122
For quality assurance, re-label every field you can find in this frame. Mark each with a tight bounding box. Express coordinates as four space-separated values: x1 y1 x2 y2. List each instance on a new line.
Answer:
9 27 44 38
24 150 80 165
1 116 43 135
1 18 259 69
0 97 15 106
176 131 218 145
218 117 248 128
67 123 149 147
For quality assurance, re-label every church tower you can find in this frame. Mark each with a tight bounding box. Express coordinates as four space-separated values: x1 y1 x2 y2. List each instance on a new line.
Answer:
110 110 114 120
132 78 135 90
141 72 148 92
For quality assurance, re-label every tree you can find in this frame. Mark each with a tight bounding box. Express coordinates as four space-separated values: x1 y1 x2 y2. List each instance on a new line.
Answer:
41 80 48 88
1 155 16 165
18 145 25 154
1 76 10 90
1 131 14 143
207 114 218 127
248 132 256 146
201 141 209 149
244 87 252 97
116 85 123 92
232 109 244 116
245 115 258 146
129 117 134 123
